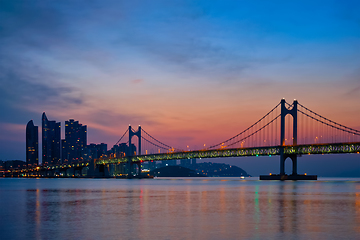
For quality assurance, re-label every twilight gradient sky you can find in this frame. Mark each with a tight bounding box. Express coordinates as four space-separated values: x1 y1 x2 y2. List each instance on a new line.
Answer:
0 1 359 175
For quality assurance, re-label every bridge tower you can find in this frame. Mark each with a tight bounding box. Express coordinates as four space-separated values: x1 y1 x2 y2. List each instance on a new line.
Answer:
280 98 298 175
127 125 142 177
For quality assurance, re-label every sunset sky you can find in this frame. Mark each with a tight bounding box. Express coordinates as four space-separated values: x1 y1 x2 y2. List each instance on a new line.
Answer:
1 1 359 175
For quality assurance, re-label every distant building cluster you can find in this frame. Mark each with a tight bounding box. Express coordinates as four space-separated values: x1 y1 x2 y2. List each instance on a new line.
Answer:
0 160 27 172
141 161 251 177
25 112 113 167
109 143 136 158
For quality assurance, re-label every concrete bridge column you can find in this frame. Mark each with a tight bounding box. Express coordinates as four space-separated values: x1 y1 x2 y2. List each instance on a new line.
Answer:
281 154 298 176
88 159 96 177
60 168 67 177
137 162 141 176
280 148 285 175
104 164 111 177
127 158 132 177
76 167 83 177
291 155 297 175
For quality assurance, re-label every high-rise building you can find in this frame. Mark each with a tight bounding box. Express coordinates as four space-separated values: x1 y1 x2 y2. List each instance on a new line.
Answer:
88 143 108 160
42 112 61 166
62 119 87 163
61 139 67 163
98 143 108 157
109 143 135 158
26 120 38 168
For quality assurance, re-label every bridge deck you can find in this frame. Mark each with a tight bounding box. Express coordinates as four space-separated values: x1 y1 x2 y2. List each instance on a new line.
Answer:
96 142 360 165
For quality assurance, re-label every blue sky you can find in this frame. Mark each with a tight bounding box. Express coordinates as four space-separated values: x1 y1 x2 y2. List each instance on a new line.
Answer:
0 0 359 176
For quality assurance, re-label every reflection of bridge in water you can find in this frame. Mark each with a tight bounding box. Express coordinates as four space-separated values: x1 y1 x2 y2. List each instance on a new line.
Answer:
15 99 360 179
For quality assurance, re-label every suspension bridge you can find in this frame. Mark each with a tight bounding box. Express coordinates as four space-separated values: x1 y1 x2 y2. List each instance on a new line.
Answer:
93 98 360 179
12 98 360 179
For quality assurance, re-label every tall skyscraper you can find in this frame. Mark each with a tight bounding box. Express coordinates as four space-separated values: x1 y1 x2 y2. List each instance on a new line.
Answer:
26 120 38 168
42 112 61 166
109 143 135 158
88 143 107 160
61 139 67 163
62 119 87 163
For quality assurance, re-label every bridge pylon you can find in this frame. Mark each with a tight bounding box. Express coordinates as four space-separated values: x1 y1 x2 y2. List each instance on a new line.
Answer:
127 125 142 177
280 98 298 175
261 99 317 180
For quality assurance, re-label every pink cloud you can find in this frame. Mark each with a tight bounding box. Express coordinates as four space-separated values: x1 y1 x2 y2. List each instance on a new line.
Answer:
0 123 25 142
131 79 144 84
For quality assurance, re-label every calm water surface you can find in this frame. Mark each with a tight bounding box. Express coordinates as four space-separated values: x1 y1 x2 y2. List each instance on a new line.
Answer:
1 177 359 240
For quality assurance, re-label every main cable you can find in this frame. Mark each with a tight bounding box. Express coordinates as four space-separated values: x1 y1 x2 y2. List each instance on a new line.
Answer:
226 114 281 148
298 103 360 133
298 109 360 136
114 128 129 146
141 128 182 151
208 102 281 149
141 136 171 152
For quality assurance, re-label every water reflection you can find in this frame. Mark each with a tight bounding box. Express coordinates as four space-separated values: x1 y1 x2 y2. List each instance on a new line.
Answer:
1 178 359 240
356 192 360 233
25 189 41 239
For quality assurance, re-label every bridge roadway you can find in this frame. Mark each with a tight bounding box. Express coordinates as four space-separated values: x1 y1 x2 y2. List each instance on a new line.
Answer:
9 162 90 176
96 142 360 165
9 142 359 175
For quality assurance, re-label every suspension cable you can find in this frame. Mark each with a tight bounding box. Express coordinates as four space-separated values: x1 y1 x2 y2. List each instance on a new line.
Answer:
298 109 360 136
226 114 281 148
298 103 360 133
141 128 174 148
114 128 129 146
141 129 183 151
141 136 171 151
208 102 281 149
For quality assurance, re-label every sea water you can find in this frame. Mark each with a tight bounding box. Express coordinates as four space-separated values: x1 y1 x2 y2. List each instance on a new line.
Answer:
1 177 359 240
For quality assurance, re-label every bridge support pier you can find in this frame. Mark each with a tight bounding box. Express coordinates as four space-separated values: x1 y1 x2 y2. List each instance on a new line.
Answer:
261 99 316 180
127 158 132 177
136 162 141 176
126 161 141 178
104 165 111 177
280 149 285 175
291 155 297 176
280 153 297 176
262 152 317 179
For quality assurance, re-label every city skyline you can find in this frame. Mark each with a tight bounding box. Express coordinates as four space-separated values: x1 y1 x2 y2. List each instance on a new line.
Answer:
17 105 359 177
0 1 359 176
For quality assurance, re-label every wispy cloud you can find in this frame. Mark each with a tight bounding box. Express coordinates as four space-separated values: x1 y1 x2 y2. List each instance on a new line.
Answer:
131 79 144 84
0 54 83 116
